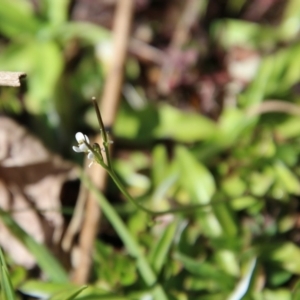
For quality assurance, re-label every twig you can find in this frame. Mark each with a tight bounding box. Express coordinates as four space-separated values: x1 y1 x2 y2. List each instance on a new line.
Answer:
0 72 26 87
247 100 300 117
129 38 165 65
71 0 134 284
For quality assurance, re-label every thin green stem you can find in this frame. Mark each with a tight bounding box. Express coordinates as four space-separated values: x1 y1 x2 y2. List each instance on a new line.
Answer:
89 99 237 216
79 171 169 300
92 98 113 169
107 167 235 216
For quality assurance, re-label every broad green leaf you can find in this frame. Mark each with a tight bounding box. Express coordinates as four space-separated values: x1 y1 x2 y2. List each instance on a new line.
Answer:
155 104 217 142
0 43 37 71
276 117 300 139
59 22 110 44
230 196 260 211
20 281 76 299
176 146 215 204
0 0 41 39
273 161 300 195
211 19 261 49
222 175 246 198
214 108 254 147
175 252 235 289
267 268 292 287
293 277 300 299
249 170 274 197
241 54 275 107
279 0 300 40
20 283 129 300
44 0 71 25
114 103 159 143
215 250 239 277
27 41 63 114
176 146 222 237
270 243 300 274
263 289 291 300
0 41 63 114
49 286 87 300
276 145 298 167
213 200 238 237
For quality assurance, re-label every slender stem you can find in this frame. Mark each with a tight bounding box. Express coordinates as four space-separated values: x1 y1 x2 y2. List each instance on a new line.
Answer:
92 98 107 141
107 167 230 216
90 99 236 216
79 171 169 300
92 98 113 169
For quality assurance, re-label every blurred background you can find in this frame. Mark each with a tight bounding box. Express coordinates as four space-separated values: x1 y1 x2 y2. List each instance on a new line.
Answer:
1 0 300 299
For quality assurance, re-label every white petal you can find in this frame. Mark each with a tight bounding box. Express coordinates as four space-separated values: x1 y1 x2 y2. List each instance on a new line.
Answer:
84 135 90 144
88 161 94 168
79 144 89 151
72 146 83 152
87 151 94 159
75 132 85 143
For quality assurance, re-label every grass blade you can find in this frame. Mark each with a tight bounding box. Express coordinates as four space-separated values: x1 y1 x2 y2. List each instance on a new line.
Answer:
0 248 16 300
0 209 68 283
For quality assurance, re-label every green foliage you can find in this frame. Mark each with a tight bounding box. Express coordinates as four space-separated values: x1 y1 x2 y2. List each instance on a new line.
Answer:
2 0 300 299
0 248 16 300
0 209 68 283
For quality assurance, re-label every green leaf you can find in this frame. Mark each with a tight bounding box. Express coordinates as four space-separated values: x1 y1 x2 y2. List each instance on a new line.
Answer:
213 108 253 148
26 41 63 114
176 146 215 204
155 104 217 142
152 145 169 188
148 222 177 274
270 243 300 274
80 174 169 300
222 175 246 198
249 170 274 197
230 196 261 211
263 288 291 300
59 22 110 44
0 210 68 283
0 43 37 71
43 0 71 25
49 286 87 300
276 117 300 139
20 281 77 299
175 252 234 289
293 277 300 299
176 146 222 237
273 161 300 195
0 0 41 39
114 103 159 143
227 258 256 300
0 248 16 300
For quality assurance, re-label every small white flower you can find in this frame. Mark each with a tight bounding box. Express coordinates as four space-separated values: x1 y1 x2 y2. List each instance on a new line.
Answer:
87 151 95 167
72 132 90 153
87 151 94 159
73 132 95 167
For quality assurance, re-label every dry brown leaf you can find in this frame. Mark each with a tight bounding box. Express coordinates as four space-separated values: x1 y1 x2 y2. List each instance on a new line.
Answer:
0 72 26 87
0 116 78 268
